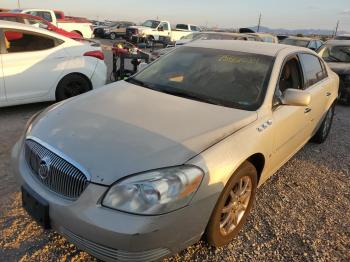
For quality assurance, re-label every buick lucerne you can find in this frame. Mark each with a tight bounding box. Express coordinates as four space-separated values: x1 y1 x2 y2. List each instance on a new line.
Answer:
12 40 339 261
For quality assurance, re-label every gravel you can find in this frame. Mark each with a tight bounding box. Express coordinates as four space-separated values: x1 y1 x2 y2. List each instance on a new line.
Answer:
0 102 349 262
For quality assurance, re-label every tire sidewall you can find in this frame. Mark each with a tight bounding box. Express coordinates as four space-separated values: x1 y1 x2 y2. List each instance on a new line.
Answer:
206 162 258 247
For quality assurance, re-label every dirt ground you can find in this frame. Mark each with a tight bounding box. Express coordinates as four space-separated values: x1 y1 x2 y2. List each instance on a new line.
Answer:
0 102 349 262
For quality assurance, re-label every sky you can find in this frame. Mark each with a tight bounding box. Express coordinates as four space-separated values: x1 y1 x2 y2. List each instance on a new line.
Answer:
1 0 350 32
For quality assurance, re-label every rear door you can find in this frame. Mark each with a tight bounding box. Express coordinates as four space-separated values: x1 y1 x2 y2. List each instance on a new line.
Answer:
298 53 330 134
1 28 67 102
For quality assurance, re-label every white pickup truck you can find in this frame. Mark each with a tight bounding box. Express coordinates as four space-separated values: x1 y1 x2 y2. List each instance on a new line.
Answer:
13 9 94 38
126 20 194 46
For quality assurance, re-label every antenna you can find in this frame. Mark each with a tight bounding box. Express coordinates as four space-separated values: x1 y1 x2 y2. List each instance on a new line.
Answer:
257 13 262 32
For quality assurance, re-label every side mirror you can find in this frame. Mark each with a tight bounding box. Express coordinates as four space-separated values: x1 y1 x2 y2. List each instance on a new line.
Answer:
158 26 164 31
281 89 311 106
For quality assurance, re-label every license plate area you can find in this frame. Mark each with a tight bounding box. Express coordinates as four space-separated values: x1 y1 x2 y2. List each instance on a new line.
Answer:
21 185 50 229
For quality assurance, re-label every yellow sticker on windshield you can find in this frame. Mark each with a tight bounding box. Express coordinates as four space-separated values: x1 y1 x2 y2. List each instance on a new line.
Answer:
169 75 184 82
218 55 259 64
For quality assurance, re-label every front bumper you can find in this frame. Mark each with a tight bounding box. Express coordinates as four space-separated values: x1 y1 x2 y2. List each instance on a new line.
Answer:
12 140 216 261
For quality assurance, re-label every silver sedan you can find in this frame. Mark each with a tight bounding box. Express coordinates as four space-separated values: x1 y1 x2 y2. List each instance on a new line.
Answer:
12 40 338 261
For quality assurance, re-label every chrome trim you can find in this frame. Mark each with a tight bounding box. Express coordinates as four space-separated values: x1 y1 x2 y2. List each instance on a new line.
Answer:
26 136 91 181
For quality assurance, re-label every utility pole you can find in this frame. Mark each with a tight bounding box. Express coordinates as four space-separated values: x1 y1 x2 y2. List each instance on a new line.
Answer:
17 0 21 8
333 20 339 37
257 13 262 32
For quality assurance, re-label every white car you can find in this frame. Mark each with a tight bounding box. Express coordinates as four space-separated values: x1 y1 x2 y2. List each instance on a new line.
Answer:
0 21 107 107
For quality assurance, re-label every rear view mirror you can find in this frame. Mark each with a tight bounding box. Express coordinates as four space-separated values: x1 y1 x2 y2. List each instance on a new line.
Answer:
282 89 311 106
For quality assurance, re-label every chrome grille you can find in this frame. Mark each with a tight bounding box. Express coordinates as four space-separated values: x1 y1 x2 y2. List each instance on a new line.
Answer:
24 139 89 200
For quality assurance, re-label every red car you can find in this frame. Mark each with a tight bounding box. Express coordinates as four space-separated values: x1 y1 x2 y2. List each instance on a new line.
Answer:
0 13 82 39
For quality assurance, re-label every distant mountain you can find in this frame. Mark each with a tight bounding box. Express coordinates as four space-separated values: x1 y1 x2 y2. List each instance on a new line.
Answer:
249 26 348 36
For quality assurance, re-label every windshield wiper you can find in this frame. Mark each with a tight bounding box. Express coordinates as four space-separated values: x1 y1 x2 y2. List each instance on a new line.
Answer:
126 78 147 87
161 89 223 106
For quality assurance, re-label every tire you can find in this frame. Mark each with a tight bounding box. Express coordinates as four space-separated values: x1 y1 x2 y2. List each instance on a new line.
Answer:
56 74 92 101
145 36 154 48
110 33 116 40
205 161 258 247
311 104 335 144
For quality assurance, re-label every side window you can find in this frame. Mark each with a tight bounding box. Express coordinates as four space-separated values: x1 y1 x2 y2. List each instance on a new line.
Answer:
54 11 63 19
4 30 59 53
29 11 53 22
160 22 169 31
309 41 317 50
299 53 327 88
274 57 303 106
190 26 197 31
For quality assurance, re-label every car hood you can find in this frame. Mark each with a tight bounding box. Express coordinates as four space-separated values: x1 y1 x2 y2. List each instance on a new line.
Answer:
129 25 155 31
328 62 350 75
28 82 257 185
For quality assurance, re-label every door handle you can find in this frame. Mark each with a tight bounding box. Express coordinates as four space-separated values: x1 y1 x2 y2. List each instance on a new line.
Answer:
304 108 312 114
326 92 331 97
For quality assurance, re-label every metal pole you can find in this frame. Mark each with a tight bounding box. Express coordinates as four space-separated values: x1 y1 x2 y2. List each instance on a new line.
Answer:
17 0 20 8
334 20 339 37
257 13 262 32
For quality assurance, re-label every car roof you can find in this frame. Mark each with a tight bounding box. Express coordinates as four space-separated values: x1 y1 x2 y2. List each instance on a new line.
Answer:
185 40 308 56
325 40 350 46
0 20 69 40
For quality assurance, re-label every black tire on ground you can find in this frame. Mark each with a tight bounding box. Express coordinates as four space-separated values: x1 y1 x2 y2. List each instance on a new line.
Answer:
56 74 92 101
145 36 154 48
311 104 335 144
205 161 258 247
110 33 116 40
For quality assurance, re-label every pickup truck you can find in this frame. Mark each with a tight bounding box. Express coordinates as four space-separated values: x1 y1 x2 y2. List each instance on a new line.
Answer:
126 20 194 46
11 9 94 38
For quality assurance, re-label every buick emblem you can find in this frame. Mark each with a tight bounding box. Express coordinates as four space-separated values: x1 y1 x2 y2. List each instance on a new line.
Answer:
38 156 51 180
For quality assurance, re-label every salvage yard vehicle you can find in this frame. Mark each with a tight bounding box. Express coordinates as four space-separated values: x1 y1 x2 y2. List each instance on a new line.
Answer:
126 19 194 46
248 33 278 43
335 34 350 40
94 21 135 40
0 21 107 107
280 36 323 50
12 40 338 262
0 13 82 39
318 40 350 104
175 31 263 46
11 9 94 38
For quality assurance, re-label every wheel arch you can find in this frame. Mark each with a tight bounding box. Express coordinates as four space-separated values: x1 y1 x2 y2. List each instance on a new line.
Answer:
246 153 265 183
55 72 92 100
72 30 83 36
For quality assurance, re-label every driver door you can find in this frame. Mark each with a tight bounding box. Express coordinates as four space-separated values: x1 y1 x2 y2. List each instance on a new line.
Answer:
157 22 171 38
271 55 312 169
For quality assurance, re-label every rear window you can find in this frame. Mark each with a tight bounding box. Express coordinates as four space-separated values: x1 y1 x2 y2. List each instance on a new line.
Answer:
281 38 310 47
129 47 274 111
176 24 189 30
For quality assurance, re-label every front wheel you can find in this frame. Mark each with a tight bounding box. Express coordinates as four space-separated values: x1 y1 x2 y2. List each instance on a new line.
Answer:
56 74 91 101
311 104 335 144
205 161 257 247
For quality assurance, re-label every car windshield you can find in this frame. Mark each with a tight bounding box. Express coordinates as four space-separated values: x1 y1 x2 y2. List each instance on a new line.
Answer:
320 45 350 63
281 38 309 47
142 20 160 28
127 47 274 111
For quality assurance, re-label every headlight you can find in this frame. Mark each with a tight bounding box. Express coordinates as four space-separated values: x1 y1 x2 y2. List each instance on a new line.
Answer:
102 165 204 215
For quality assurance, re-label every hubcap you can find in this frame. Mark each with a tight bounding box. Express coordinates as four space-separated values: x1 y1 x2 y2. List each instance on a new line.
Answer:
219 176 252 236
